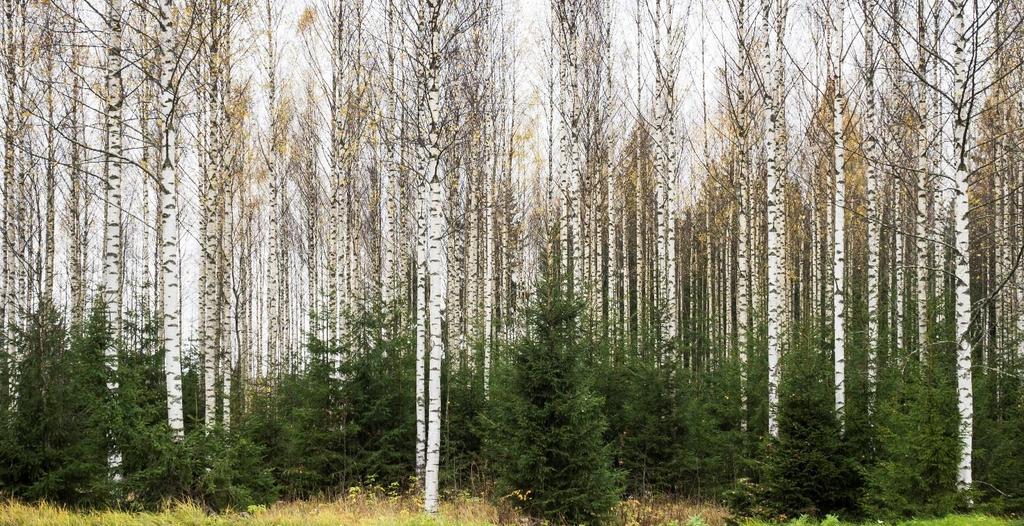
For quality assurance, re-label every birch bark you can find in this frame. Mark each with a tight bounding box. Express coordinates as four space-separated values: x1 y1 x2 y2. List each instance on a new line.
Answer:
103 0 125 474
916 0 930 357
1 0 14 369
831 0 847 427
419 0 446 512
863 0 879 409
735 0 750 430
157 0 184 440
951 0 973 490
764 0 784 438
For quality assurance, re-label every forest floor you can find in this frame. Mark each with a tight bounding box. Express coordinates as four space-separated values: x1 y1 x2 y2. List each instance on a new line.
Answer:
0 497 1018 526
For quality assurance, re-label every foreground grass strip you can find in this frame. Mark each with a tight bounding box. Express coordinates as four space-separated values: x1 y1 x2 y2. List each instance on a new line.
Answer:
13 500 1014 526
741 516 1021 526
888 517 1022 526
0 497 734 525
0 498 503 526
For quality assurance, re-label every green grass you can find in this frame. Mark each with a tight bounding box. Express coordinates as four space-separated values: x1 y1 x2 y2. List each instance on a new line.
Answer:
741 515 1022 526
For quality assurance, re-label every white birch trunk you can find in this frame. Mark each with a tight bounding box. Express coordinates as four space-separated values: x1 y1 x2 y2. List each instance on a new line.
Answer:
863 0 879 408
219 10 234 422
329 0 344 346
103 0 125 474
415 125 428 487
420 0 445 512
383 0 400 307
264 1 281 375
203 1 223 424
1018 181 1024 365
43 49 56 306
665 111 678 343
68 23 86 324
916 0 930 357
158 0 184 440
735 0 750 430
653 0 667 341
764 0 783 439
930 4 944 326
895 218 905 353
831 0 847 427
951 0 973 490
1 0 15 376
484 145 494 393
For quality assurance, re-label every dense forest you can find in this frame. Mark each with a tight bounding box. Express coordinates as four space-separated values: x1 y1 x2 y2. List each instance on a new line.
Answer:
1 0 1023 523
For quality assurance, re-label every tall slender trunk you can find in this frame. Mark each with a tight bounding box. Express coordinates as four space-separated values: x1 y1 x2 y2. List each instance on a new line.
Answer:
930 3 943 326
1018 160 1024 365
420 0 445 512
774 2 788 350
484 129 494 393
415 176 427 483
13 0 26 323
895 210 904 353
414 64 428 481
263 0 281 376
221 171 233 427
1 0 15 399
158 0 183 440
103 0 125 474
652 0 666 346
202 0 222 426
665 117 678 345
411 2 428 478
951 0 973 490
863 0 879 410
379 0 397 309
219 16 234 421
735 0 750 431
329 0 343 345
68 15 86 324
916 0 930 357
831 0 847 428
764 0 784 439
42 44 56 305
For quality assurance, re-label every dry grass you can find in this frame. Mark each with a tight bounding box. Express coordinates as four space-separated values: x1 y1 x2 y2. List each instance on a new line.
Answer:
2 498 1014 525
0 495 731 526
0 496 498 525
612 497 731 526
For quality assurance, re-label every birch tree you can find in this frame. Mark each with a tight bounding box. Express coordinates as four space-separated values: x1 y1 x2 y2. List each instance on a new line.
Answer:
67 4 88 325
157 0 184 440
651 0 681 343
915 0 930 357
263 0 283 377
417 0 447 512
1 0 16 380
764 0 785 439
381 0 400 308
950 0 973 490
831 0 847 428
862 0 879 407
734 0 751 430
103 0 125 473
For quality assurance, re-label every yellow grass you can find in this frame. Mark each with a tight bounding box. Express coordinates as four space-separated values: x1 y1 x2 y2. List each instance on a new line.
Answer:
5 498 1009 525
0 496 732 526
613 497 732 526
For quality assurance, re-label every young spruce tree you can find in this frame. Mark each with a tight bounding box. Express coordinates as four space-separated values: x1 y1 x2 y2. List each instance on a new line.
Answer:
483 260 621 524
